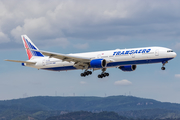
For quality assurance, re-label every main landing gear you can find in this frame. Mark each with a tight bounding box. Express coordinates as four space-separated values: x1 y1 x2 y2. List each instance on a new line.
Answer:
161 61 168 70
80 71 92 77
98 72 109 78
98 68 109 78
80 68 110 78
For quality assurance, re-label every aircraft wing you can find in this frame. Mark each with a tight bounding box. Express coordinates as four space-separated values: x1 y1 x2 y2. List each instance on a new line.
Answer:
5 59 36 64
34 50 91 63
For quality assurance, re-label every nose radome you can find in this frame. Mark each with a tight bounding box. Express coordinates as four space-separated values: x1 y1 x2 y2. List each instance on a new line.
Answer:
173 52 177 58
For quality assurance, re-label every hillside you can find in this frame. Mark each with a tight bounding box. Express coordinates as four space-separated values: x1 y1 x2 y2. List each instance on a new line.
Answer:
46 111 131 120
0 95 180 119
0 95 180 112
46 111 180 120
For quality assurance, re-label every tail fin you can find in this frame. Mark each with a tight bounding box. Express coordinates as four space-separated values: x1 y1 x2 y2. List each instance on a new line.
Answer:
21 35 44 60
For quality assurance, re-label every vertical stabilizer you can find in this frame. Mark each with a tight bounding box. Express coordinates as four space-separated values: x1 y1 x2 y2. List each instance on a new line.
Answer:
21 35 44 60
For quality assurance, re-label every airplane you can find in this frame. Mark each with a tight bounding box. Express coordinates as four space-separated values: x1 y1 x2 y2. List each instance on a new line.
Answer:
5 35 177 78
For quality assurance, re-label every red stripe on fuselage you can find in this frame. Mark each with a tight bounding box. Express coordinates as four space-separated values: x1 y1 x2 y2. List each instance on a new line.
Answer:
23 37 32 60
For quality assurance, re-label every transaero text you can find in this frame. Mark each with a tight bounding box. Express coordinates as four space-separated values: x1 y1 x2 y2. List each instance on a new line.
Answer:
113 49 151 56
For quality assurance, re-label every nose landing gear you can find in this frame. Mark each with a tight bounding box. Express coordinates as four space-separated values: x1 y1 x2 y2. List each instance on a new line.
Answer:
161 67 165 70
161 61 168 70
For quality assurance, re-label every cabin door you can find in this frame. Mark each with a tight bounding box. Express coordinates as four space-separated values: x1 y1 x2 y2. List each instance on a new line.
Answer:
42 59 46 66
132 53 135 58
155 49 159 56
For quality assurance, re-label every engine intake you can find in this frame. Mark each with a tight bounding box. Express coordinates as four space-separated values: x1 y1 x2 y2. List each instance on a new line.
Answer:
119 65 137 72
90 59 106 68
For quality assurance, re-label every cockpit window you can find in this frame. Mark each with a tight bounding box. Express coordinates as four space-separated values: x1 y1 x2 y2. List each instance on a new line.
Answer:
167 50 173 52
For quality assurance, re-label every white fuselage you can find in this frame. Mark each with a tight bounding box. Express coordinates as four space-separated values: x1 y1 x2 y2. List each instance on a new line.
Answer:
25 46 176 71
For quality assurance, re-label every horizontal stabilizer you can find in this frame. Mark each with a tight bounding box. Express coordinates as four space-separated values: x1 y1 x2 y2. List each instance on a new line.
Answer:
5 59 36 64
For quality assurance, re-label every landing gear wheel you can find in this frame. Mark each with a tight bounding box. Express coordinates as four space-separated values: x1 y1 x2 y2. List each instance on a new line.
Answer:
161 67 165 70
97 72 110 78
98 75 102 78
84 72 88 76
105 73 109 76
80 71 93 77
81 73 85 77
102 74 106 77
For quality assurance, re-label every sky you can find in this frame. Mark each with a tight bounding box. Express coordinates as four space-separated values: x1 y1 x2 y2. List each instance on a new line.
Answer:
0 0 180 103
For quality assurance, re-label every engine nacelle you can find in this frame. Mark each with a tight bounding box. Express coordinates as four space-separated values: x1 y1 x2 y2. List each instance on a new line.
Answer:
119 65 137 72
90 59 107 68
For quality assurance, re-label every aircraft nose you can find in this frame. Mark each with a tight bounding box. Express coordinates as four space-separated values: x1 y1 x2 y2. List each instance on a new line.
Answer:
173 52 177 58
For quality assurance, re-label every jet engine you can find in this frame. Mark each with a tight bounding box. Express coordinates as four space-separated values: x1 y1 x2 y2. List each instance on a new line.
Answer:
90 59 107 68
119 65 137 72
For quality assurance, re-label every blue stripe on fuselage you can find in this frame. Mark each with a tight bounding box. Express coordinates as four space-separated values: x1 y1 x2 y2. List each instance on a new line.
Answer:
41 57 173 71
107 57 173 67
